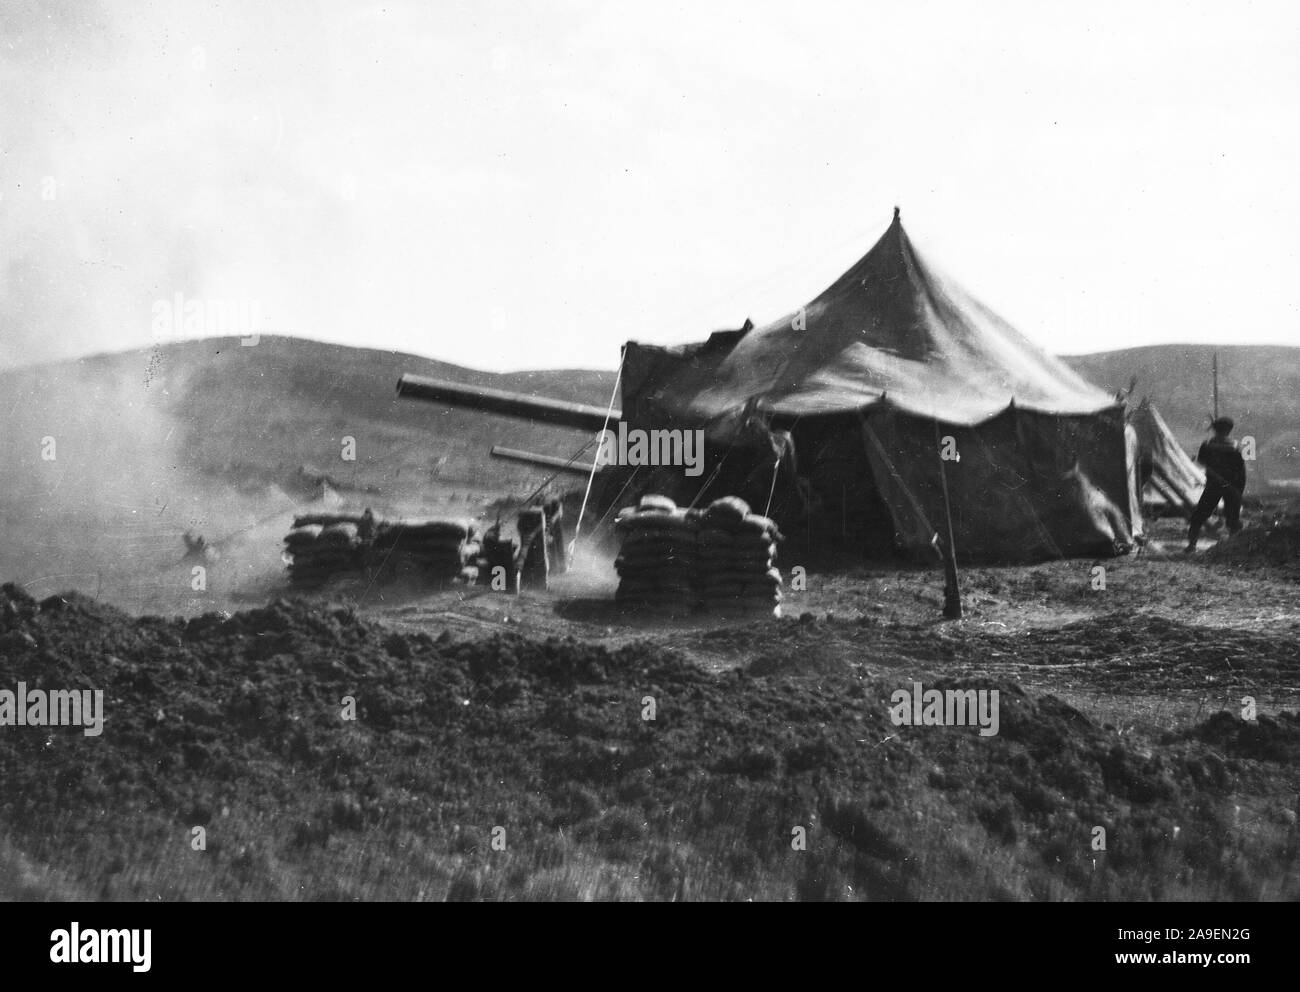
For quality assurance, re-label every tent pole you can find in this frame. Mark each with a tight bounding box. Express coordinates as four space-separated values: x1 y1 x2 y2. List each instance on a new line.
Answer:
1212 351 1219 423
933 417 963 620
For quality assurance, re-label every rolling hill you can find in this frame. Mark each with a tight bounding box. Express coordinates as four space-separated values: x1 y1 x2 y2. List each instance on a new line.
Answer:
0 336 617 615
0 336 1296 616
1065 344 1300 486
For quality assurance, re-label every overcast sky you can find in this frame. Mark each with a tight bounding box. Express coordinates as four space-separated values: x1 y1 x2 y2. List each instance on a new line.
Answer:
2 0 1298 371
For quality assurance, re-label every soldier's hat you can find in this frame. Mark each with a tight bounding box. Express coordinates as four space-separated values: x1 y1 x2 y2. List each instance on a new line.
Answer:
1211 416 1235 433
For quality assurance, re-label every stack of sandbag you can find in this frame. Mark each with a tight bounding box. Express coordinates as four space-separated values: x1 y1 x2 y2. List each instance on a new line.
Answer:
697 497 783 617
372 518 481 584
284 520 365 586
290 511 369 531
613 495 700 615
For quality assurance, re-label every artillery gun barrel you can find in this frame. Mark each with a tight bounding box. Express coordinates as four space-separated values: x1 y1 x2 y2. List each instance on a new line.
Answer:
397 373 620 433
491 446 597 476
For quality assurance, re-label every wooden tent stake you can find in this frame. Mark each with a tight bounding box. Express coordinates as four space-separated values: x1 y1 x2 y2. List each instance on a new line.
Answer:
934 417 963 620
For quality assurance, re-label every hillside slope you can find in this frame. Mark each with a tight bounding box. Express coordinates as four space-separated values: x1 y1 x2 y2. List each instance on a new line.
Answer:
0 336 617 615
1 336 1296 616
1065 345 1300 485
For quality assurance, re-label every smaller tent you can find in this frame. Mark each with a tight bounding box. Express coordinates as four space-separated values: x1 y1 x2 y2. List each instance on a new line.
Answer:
1128 398 1204 517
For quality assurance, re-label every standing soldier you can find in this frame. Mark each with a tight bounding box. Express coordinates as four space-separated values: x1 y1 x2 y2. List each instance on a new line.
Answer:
358 508 377 547
1187 417 1246 552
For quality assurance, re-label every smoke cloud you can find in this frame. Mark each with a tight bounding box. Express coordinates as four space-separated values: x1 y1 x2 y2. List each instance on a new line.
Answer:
0 0 357 369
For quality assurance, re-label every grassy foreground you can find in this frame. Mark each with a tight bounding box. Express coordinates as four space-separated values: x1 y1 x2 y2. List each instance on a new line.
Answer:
1 582 1297 901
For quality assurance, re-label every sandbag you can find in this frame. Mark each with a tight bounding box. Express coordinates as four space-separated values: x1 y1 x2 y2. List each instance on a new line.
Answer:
615 494 788 616
616 566 693 583
289 549 360 564
619 532 697 550
385 532 469 548
398 541 468 555
729 514 783 540
289 561 359 575
397 519 473 540
289 547 361 562
319 522 360 546
698 543 776 561
284 525 323 547
703 496 750 524
372 522 475 551
617 567 694 584
698 528 771 547
699 532 774 553
617 544 696 560
618 554 697 572
621 525 697 541
616 546 696 561
696 528 736 548
293 513 364 528
700 559 774 576
638 494 677 513
616 558 694 574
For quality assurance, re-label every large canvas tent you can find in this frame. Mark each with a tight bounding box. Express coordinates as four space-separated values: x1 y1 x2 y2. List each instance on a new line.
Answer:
620 210 1144 561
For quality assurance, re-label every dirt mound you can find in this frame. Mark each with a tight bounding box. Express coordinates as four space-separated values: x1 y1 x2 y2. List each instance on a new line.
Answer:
1205 506 1300 567
1173 710 1300 763
1 582 1297 901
